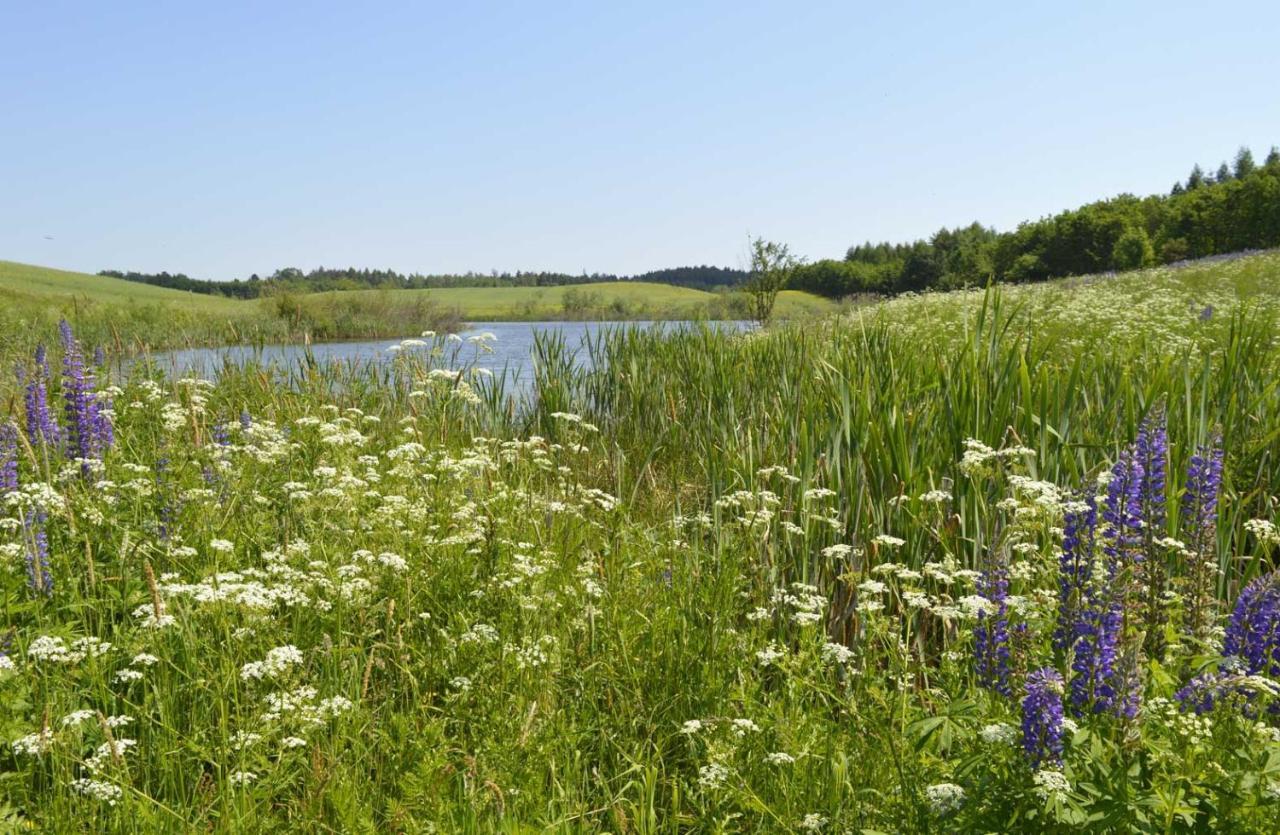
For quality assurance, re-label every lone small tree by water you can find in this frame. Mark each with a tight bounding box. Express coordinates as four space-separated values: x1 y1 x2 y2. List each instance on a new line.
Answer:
745 237 801 324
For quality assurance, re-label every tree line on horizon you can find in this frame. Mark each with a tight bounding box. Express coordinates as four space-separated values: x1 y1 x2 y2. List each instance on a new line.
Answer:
96 264 748 298
788 145 1280 296
99 145 1280 302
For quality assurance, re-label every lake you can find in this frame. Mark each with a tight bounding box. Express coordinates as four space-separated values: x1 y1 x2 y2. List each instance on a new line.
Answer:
147 320 748 382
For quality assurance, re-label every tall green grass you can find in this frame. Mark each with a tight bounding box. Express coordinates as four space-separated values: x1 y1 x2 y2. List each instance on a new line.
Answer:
543 254 1280 594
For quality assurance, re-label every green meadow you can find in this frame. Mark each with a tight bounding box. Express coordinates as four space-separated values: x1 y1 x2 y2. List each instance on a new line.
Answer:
1 252 1280 831
0 261 836 356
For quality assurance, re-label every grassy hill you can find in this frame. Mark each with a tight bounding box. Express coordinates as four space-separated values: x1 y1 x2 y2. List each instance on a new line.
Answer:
0 260 284 356
0 260 242 311
0 259 838 353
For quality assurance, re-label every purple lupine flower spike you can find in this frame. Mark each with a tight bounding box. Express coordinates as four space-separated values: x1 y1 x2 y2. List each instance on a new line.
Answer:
0 421 19 493
21 345 60 447
1070 596 1122 714
1177 570 1279 715
1068 450 1144 717
1175 669 1232 714
1222 572 1280 677
975 559 1012 696
59 320 104 469
1183 441 1224 537
1134 410 1170 658
1022 668 1065 768
1102 448 1144 575
1181 438 1224 643
94 388 114 453
1134 410 1168 535
1054 495 1096 653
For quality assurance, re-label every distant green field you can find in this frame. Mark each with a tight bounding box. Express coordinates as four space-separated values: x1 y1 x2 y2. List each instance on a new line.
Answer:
315 281 835 320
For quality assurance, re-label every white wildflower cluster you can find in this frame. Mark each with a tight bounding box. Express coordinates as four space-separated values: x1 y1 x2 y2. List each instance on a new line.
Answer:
70 778 124 804
715 488 782 531
1147 697 1214 746
85 738 138 772
924 782 966 816
757 464 801 484
260 686 353 727
131 604 177 630
12 729 54 756
4 482 67 515
979 722 1018 745
756 642 786 666
1005 474 1067 519
158 541 374 614
1032 769 1071 802
27 635 112 665
958 594 998 620
550 412 599 433
820 543 860 561
762 583 827 627
460 623 500 645
1244 518 1280 547
854 557 981 622
506 635 557 669
959 438 1034 478
821 641 855 665
697 762 731 789
240 645 305 681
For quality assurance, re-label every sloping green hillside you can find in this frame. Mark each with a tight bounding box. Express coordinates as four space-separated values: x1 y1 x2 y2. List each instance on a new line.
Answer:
0 261 243 311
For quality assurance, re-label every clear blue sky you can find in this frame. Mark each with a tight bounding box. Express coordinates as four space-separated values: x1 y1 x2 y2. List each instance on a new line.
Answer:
3 1 1279 280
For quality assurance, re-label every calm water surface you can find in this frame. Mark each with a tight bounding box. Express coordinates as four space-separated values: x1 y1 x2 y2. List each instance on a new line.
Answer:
149 321 747 381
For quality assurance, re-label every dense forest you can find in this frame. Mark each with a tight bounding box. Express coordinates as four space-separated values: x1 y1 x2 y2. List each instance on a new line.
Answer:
97 264 747 298
790 145 1280 296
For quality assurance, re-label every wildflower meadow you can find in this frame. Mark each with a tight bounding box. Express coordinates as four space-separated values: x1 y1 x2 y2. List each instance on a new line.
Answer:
3 254 1280 832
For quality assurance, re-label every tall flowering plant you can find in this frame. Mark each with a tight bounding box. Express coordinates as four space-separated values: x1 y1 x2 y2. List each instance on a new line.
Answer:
0 421 18 493
1062 450 1143 718
1048 411 1216 720
18 344 60 448
1222 572 1280 678
1022 668 1065 768
1133 412 1171 658
975 560 1012 696
1181 440 1224 644
57 320 112 468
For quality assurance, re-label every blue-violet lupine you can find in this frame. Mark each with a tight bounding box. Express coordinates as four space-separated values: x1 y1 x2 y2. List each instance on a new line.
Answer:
1022 668 1065 768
